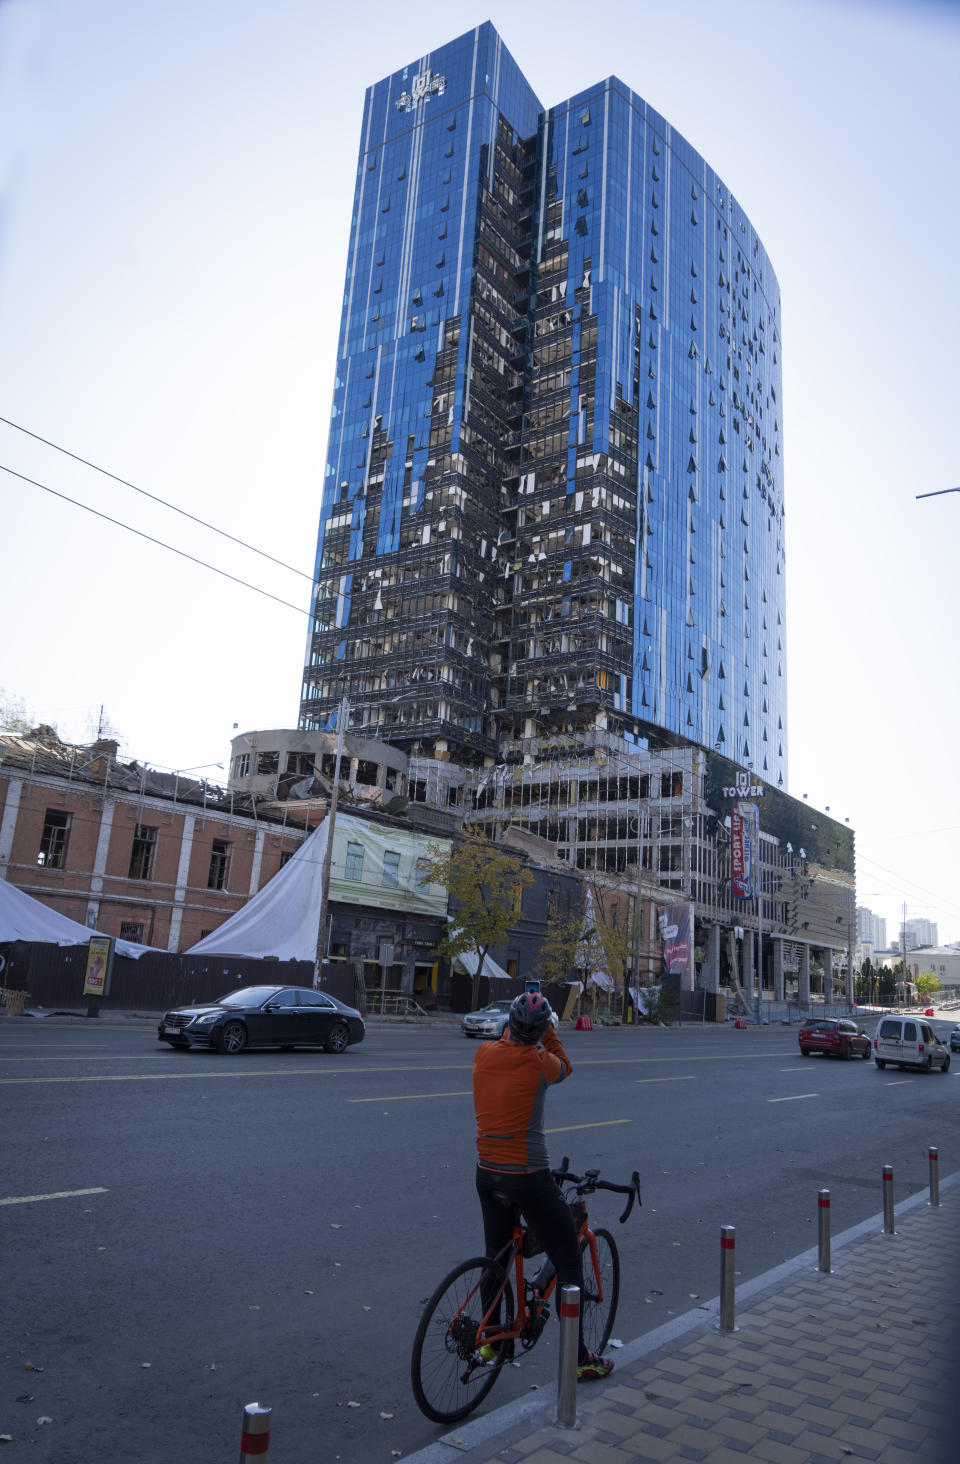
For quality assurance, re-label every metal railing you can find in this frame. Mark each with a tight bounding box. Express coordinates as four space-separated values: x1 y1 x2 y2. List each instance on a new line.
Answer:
363 989 430 1018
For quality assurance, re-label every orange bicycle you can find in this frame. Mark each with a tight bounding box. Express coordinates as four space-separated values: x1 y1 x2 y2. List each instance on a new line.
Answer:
411 1159 641 1423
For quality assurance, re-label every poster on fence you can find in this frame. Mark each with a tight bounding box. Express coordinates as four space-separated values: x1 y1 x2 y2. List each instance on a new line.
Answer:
82 935 114 997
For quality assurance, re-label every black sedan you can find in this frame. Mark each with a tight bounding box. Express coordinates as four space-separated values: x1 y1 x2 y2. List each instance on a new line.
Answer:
158 985 365 1055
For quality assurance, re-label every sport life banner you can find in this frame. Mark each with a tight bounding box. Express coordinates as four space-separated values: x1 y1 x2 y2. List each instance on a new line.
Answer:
659 903 692 975
731 801 759 899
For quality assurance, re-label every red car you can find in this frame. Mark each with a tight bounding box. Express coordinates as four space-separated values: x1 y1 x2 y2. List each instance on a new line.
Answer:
798 1018 871 1060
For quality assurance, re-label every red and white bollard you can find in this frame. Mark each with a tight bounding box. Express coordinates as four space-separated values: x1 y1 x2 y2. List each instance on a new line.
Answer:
882 1164 896 1234
556 1284 580 1428
718 1226 737 1332
817 1190 831 1273
929 1147 940 1207
240 1402 271 1460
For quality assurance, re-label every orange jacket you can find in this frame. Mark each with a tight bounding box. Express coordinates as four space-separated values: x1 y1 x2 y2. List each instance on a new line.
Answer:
473 1026 572 1172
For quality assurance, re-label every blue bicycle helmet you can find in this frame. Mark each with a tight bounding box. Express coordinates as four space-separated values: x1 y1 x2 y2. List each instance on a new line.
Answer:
508 990 553 1044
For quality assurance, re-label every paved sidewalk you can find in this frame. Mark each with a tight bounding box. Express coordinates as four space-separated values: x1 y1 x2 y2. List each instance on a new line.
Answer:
407 1177 959 1464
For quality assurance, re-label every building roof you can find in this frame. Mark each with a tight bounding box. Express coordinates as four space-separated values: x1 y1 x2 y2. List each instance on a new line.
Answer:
0 727 284 822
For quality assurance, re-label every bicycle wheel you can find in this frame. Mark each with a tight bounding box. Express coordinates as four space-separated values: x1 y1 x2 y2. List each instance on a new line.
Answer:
411 1256 515 1423
580 1227 620 1355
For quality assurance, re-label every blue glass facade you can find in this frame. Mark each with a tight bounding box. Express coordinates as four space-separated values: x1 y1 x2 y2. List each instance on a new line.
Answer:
302 24 787 788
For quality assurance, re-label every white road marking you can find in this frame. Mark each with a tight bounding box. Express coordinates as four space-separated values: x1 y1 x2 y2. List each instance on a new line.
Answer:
768 1093 818 1103
635 1076 695 1084
1 1187 108 1206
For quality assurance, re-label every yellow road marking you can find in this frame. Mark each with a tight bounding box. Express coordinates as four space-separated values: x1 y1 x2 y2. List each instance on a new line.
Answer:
1 1187 108 1206
635 1076 695 1084
349 1090 471 1103
768 1093 818 1102
547 1120 631 1132
0 1055 183 1062
0 1051 801 1086
0 1069 339 1085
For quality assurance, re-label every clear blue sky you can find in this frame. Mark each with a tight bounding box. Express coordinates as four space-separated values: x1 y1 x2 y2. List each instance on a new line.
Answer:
1 0 957 943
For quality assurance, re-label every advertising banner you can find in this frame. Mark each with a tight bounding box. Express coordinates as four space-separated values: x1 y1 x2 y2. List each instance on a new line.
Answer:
658 903 692 975
731 801 759 899
82 935 114 997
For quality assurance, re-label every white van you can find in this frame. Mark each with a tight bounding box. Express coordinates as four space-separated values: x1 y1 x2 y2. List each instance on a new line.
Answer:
873 1016 951 1073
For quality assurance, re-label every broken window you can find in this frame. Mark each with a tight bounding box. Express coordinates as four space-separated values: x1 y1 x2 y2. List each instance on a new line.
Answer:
207 839 232 891
256 750 279 775
119 921 146 943
129 825 158 881
285 752 315 775
37 809 71 868
232 753 250 777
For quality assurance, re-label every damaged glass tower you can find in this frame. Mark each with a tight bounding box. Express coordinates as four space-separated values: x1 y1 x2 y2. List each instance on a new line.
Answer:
300 22 787 789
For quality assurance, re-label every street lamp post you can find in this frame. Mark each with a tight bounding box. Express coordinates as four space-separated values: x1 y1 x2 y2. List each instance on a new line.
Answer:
313 695 350 991
630 805 650 1020
755 854 766 1024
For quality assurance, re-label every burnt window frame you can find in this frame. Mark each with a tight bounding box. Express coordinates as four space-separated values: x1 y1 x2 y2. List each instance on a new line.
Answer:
38 808 71 869
207 838 232 891
129 824 158 881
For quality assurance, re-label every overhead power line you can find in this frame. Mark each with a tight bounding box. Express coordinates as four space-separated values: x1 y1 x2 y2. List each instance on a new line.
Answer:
855 851 960 924
0 415 314 582
0 463 311 619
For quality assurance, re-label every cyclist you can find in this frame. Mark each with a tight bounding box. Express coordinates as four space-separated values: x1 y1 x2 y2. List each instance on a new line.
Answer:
472 989 614 1381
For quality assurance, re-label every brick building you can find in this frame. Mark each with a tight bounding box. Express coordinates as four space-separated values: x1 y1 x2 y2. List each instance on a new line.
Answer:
0 728 309 951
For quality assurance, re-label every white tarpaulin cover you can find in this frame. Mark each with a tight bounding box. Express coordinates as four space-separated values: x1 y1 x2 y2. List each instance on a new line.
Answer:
577 887 615 991
186 812 446 962
453 947 513 983
186 819 332 961
0 878 153 958
630 985 661 1015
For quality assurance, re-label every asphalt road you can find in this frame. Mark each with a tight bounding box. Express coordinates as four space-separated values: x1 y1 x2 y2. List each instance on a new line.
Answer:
1 1015 957 1463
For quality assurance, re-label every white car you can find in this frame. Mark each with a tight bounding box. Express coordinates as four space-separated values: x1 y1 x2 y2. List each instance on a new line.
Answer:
461 999 560 1039
873 1016 950 1073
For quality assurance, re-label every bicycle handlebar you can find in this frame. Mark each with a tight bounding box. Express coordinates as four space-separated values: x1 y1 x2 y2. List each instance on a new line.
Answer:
551 1156 642 1223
